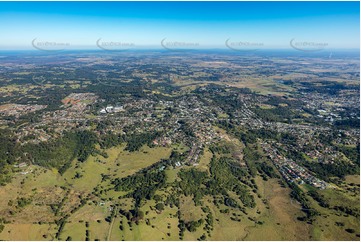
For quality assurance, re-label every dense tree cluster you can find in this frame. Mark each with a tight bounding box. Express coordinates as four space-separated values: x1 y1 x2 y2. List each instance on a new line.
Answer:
112 168 166 207
0 129 101 184
124 131 161 152
177 154 256 209
302 160 359 181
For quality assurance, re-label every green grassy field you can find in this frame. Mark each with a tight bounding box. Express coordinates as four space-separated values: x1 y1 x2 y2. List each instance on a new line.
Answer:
0 144 358 241
62 145 172 192
0 223 58 241
245 178 311 240
197 147 212 173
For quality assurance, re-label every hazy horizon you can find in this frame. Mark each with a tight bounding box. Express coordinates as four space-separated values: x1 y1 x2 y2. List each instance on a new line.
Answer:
0 1 359 51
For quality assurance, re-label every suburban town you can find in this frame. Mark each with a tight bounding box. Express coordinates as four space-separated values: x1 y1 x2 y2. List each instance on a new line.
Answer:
0 50 359 241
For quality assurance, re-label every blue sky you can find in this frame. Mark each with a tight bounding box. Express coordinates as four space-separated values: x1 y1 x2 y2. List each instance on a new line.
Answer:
0 1 359 50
